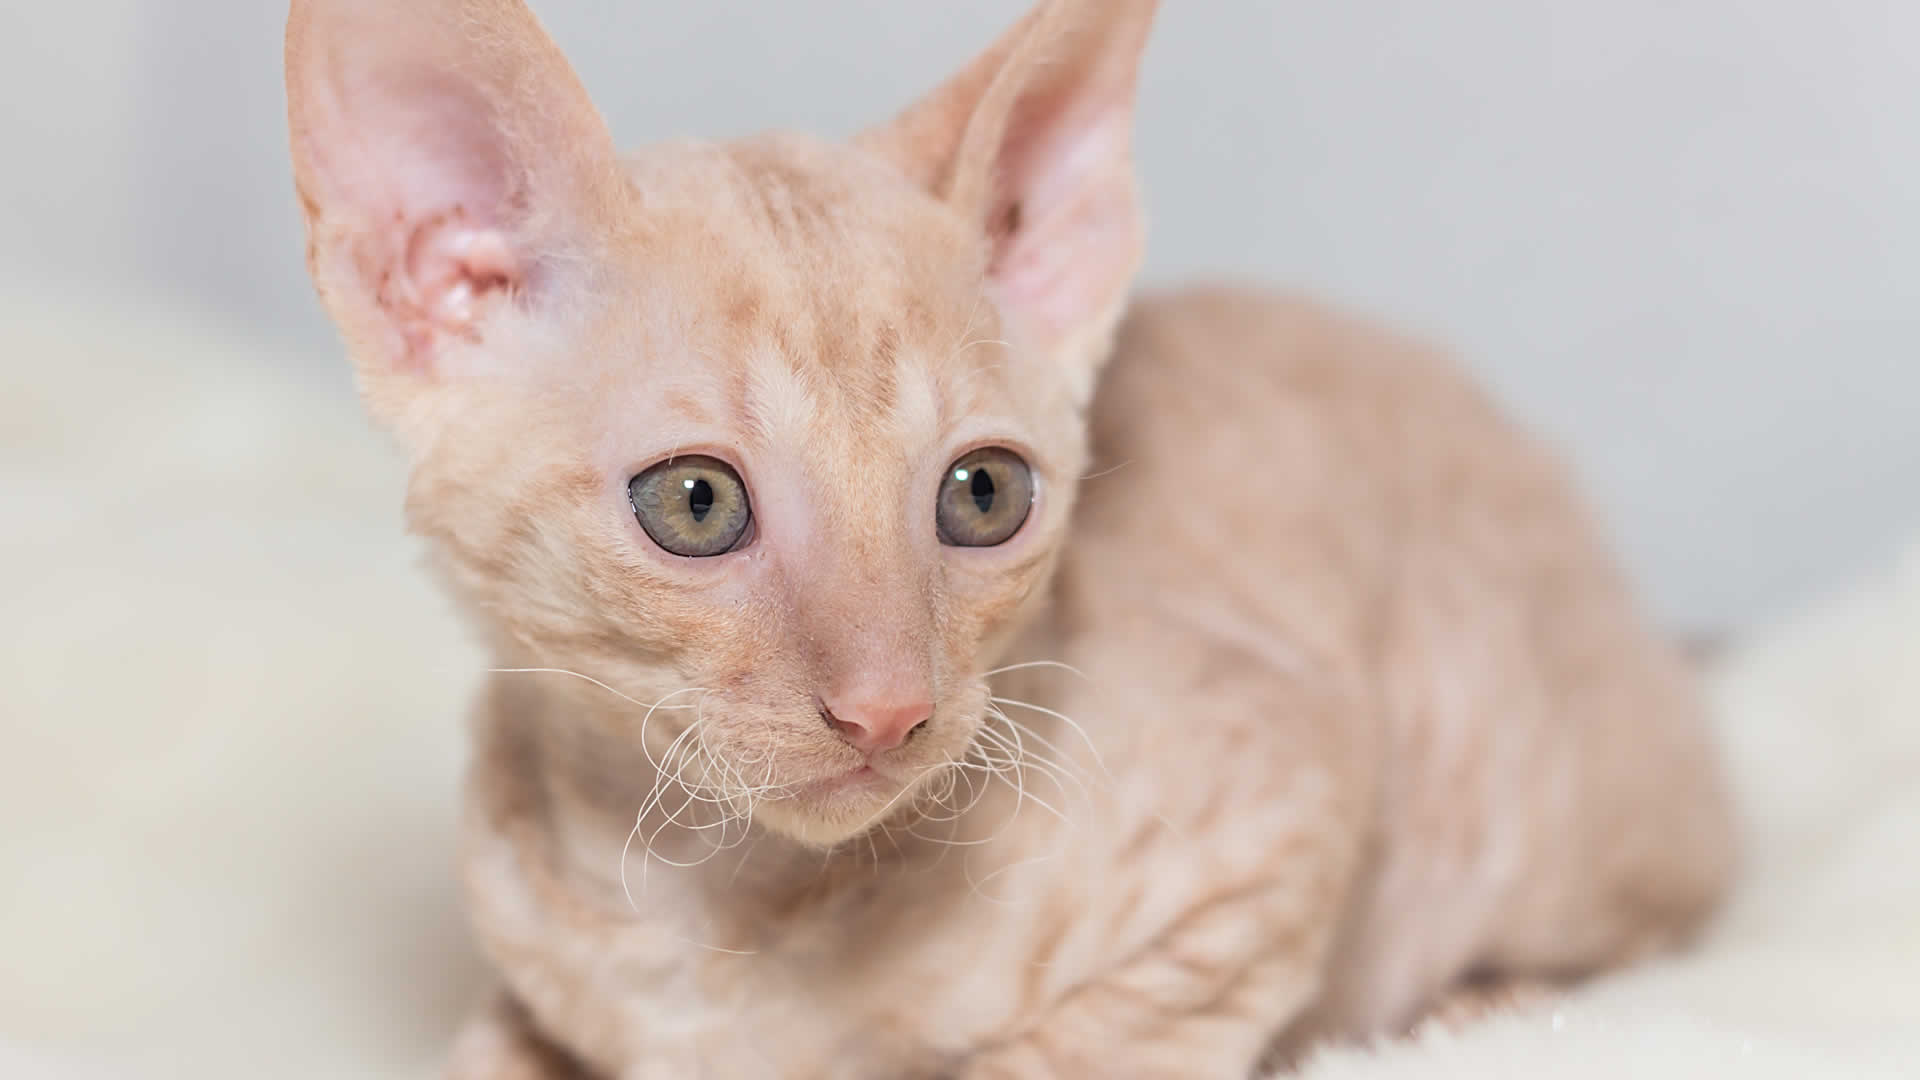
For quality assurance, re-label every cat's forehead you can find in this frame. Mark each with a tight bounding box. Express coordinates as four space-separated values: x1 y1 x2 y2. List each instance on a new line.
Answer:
596 135 1014 444
624 134 988 342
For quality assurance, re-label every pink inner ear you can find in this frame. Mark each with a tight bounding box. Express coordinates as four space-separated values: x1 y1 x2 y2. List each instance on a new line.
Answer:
307 57 522 231
392 213 520 360
289 0 625 385
988 101 1138 340
311 66 531 370
376 75 516 225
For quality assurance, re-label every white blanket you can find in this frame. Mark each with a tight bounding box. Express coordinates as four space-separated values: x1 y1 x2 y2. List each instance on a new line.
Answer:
4 292 1915 1078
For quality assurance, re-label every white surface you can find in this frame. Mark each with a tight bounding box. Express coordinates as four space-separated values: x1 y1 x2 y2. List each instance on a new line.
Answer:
3 1 1918 627
0 290 485 1079
3 288 1918 1076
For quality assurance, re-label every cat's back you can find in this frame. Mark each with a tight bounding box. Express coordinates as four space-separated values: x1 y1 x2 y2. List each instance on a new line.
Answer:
1081 282 1676 679
1074 284 1566 620
1094 284 1546 503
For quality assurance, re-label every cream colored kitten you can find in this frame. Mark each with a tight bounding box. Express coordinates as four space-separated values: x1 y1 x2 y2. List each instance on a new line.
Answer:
284 1 1736 1076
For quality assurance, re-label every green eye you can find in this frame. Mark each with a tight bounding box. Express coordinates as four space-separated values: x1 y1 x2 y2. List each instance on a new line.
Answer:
937 447 1034 548
629 456 752 558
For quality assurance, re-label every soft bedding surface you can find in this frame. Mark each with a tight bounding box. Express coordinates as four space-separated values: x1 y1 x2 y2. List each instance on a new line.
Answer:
3 291 1915 1078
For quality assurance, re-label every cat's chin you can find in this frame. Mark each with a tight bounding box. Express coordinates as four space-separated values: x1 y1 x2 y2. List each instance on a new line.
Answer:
751 767 928 849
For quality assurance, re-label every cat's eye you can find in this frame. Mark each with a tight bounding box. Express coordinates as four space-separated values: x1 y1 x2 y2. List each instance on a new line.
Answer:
629 456 753 558
937 447 1034 548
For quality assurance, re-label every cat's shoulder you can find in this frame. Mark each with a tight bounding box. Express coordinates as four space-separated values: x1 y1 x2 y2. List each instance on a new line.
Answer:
1121 282 1362 328
1113 284 1466 397
1102 283 1493 431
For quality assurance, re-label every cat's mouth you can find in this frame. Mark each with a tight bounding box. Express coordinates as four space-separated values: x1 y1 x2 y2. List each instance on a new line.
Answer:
797 764 890 797
743 757 945 848
710 699 992 846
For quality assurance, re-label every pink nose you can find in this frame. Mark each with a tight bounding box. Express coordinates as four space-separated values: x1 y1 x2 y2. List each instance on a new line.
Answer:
821 696 932 754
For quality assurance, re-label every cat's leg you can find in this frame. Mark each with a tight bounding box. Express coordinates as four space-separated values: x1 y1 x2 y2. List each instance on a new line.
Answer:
955 658 1375 1080
957 909 1336 1080
446 993 595 1080
1474 646 1737 985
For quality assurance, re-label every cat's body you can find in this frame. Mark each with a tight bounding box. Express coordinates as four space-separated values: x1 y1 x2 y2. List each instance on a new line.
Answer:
446 285 1730 1080
284 2 1734 1077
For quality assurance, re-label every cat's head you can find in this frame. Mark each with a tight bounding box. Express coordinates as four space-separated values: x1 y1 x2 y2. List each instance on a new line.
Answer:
285 0 1157 847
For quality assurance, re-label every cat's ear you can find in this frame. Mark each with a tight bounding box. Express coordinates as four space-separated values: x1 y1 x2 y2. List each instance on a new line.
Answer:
285 0 625 387
860 0 1158 363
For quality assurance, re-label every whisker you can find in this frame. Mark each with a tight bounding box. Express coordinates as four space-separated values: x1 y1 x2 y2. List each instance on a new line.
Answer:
489 667 706 711
1079 460 1133 482
983 659 1088 680
623 722 704 902
638 686 716 775
951 337 1012 365
987 710 1100 786
966 851 1062 904
672 936 761 957
990 694 1113 782
974 726 1069 825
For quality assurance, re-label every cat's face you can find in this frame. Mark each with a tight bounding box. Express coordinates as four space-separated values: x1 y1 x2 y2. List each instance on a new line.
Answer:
287 0 1156 846
403 138 1096 845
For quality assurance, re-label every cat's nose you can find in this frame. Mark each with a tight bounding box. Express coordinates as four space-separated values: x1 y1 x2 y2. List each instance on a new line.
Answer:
820 696 932 754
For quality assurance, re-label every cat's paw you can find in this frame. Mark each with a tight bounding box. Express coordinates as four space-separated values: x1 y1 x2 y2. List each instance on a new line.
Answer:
1412 975 1561 1035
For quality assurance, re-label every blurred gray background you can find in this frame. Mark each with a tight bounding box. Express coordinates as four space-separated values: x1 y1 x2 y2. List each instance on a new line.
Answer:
4 0 1915 630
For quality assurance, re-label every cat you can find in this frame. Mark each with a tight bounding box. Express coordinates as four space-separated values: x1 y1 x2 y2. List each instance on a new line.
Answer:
283 0 1736 1076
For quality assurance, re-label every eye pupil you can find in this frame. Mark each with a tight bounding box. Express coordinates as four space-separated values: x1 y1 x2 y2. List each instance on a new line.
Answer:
688 478 714 521
937 447 1032 548
969 468 996 514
